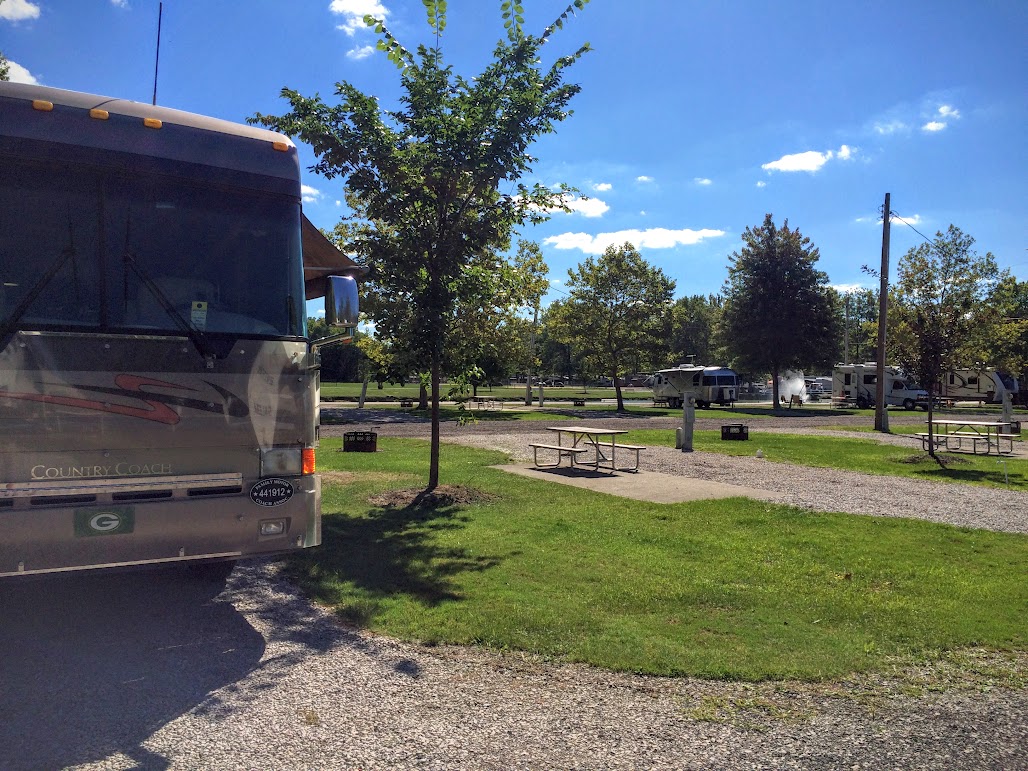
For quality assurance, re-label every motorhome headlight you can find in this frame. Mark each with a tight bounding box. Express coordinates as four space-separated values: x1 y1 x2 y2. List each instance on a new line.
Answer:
259 519 287 537
260 447 302 477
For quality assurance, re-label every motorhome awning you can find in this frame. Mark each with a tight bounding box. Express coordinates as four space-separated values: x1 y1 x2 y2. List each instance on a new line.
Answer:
302 214 363 300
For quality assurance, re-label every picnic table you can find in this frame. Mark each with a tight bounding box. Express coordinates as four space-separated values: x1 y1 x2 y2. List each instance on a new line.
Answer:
529 425 644 473
917 419 1018 455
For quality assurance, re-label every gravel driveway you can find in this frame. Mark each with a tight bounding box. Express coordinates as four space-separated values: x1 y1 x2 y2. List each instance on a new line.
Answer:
1 408 1023 769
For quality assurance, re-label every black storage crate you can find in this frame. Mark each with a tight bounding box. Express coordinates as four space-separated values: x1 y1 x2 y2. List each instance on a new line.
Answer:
343 431 378 452
720 424 749 441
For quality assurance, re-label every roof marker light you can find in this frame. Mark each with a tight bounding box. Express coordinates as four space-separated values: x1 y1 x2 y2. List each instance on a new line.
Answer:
272 141 289 152
143 117 163 129
89 108 110 120
32 100 54 112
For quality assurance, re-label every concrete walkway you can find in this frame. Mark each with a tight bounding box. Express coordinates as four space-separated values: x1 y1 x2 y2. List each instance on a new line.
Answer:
494 464 775 504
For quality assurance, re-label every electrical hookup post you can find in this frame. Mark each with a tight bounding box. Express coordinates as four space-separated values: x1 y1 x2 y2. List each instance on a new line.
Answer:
677 396 696 452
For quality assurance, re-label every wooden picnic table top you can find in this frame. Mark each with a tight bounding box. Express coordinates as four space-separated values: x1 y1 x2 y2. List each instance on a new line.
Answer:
546 426 629 436
928 419 1008 428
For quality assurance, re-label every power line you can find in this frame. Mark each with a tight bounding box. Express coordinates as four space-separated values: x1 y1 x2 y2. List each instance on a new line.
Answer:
888 211 935 245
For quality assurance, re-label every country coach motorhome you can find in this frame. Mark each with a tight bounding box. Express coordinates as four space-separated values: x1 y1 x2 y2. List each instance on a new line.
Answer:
0 83 360 579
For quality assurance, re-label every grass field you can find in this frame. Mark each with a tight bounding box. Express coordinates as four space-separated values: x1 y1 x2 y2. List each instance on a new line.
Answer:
291 437 1028 681
620 429 1027 490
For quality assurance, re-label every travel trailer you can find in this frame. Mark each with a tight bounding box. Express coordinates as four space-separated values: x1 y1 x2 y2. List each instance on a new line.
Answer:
832 363 928 410
651 365 738 409
937 369 1020 405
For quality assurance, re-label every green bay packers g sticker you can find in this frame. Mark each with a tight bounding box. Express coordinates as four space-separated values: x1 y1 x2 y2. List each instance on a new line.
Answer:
75 507 135 536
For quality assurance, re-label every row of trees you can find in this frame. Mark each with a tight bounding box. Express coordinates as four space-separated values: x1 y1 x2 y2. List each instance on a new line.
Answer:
322 218 1025 421
256 2 1024 488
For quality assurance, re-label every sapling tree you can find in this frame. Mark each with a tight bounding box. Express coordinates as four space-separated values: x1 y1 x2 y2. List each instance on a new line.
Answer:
253 0 592 490
889 225 1001 459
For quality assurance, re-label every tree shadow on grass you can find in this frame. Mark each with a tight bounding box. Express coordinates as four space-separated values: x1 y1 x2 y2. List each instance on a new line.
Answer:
289 488 506 625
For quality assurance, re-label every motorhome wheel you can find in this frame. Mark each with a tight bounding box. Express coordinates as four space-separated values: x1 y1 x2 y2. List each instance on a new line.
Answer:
903 398 916 410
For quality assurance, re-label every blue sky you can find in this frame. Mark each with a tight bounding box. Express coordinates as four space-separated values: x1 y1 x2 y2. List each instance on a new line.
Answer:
3 0 1026 314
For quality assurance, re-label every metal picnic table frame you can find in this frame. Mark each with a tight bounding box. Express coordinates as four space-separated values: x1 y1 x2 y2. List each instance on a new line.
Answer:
918 419 1017 455
528 425 643 473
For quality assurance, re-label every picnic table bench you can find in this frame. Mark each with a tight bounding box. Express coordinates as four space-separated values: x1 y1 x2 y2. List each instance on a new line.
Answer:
399 399 414 409
527 443 591 468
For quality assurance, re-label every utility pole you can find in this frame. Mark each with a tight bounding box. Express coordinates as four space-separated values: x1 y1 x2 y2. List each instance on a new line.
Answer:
875 193 891 433
844 295 850 365
524 304 538 406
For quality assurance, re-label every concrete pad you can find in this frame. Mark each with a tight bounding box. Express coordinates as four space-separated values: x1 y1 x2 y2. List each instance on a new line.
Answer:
494 465 774 504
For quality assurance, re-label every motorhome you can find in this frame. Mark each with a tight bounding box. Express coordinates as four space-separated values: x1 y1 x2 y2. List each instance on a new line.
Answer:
651 365 738 409
832 363 928 410
0 83 360 579
937 369 1020 405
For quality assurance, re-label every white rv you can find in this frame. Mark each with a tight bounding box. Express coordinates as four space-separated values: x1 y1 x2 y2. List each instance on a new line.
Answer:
937 369 1019 405
652 365 738 409
832 363 929 410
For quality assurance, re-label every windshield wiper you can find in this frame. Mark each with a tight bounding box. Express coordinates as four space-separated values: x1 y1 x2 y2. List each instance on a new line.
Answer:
122 251 218 367
0 244 78 348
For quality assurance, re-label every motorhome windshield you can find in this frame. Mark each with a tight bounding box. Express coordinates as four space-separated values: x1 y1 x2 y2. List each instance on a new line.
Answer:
1 155 304 338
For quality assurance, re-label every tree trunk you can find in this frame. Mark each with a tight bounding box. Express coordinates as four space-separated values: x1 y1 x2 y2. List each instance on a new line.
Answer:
613 368 625 412
428 355 440 490
417 382 428 411
926 382 936 461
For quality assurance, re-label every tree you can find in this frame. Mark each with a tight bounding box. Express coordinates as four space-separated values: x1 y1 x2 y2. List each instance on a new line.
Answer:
837 288 879 365
720 214 840 408
255 2 592 489
548 243 675 411
889 225 1002 457
984 275 1028 402
0 52 9 82
665 294 725 367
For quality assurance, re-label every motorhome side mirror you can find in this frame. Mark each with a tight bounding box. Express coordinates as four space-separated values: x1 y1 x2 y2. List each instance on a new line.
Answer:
325 275 359 328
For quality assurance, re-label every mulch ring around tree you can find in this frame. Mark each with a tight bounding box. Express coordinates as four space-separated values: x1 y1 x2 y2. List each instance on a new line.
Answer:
368 485 496 510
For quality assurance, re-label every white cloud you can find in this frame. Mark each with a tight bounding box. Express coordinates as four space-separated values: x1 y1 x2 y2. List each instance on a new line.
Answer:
301 184 323 203
5 60 39 84
346 45 376 60
330 0 388 36
832 283 869 293
0 0 40 21
873 120 908 135
921 104 962 133
762 145 856 173
592 182 612 192
857 213 923 225
110 0 128 7
755 181 767 188
694 177 712 186
544 227 725 254
335 200 342 207
636 175 653 183
563 197 609 218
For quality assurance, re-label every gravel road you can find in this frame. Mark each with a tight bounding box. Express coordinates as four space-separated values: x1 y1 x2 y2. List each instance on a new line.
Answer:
1 408 1023 769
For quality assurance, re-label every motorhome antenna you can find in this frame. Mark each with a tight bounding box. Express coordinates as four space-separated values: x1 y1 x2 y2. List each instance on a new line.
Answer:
152 2 163 106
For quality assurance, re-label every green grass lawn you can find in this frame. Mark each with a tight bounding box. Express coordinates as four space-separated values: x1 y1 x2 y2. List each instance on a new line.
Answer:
293 437 1028 681
619 429 1027 490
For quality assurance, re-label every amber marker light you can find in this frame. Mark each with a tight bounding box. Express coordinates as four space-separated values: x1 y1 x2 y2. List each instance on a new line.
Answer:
89 108 110 120
272 140 289 152
32 100 54 112
302 448 316 475
143 117 163 129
